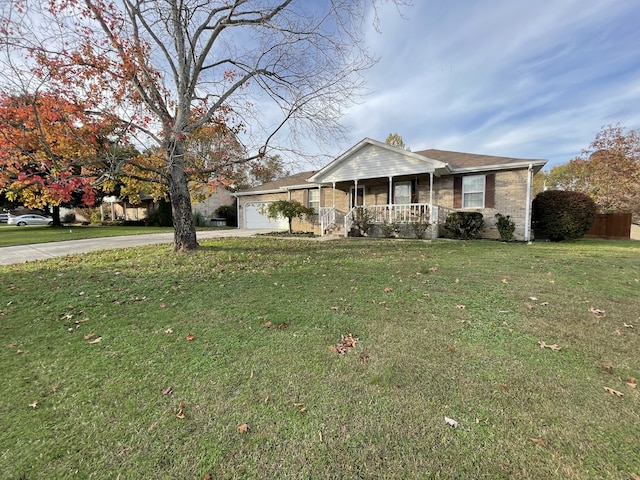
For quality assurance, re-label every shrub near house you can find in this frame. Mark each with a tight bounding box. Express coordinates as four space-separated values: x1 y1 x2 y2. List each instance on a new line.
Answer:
532 190 597 241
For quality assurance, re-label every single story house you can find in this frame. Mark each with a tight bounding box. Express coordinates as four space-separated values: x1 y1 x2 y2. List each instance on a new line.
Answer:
234 138 547 240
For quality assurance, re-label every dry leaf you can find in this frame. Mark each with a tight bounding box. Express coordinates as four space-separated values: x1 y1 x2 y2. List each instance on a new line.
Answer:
383 287 393 293
454 278 460 284
540 301 549 306
539 341 561 351
293 402 304 407
340 425 347 435
204 474 212 480
330 306 339 311
447 345 455 352
475 417 489 424
83 333 95 340
264 321 272 328
444 416 458 428
456 304 465 309
29 401 38 409
590 307 606 318
623 323 634 328
604 387 624 397
501 384 509 391
160 302 167 308
602 364 613 374
299 408 307 414
529 296 538 301
264 395 270 403
277 322 288 330
318 430 323 443
162 387 172 395
237 423 249 434
327 345 338 353
625 377 637 388
429 266 438 273
531 438 547 448
88 337 102 344
501 278 508 284
176 408 185 419
164 328 173 334
186 333 195 341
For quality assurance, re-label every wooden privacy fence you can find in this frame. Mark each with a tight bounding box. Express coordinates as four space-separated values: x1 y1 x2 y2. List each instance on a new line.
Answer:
585 212 632 240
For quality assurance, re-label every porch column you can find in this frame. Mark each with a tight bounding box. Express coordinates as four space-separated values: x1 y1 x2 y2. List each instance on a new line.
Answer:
354 179 358 206
332 182 336 208
388 176 393 222
429 172 434 222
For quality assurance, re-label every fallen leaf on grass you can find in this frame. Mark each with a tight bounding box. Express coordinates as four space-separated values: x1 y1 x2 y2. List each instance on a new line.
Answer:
164 328 173 334
186 333 195 341
176 408 185 419
539 341 561 351
264 321 273 328
444 416 458 428
626 378 637 388
540 301 549 306
383 287 393 293
501 384 509 391
293 402 304 407
162 387 173 395
531 438 547 448
529 296 538 301
83 333 95 340
590 307 606 318
277 322 288 330
238 423 249 434
501 278 508 284
455 304 465 309
429 266 438 273
29 401 38 409
602 364 613 373
623 323 634 328
299 407 307 414
88 337 102 344
204 474 212 480
604 387 624 397
475 417 489 424
328 333 358 355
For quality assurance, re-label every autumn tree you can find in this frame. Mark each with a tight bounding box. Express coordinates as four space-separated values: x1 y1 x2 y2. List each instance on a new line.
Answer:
0 92 114 225
1 0 408 251
385 132 410 150
545 125 640 221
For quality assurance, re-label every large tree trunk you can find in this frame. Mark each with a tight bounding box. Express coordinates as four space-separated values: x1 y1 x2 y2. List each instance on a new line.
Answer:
51 205 62 227
167 141 198 252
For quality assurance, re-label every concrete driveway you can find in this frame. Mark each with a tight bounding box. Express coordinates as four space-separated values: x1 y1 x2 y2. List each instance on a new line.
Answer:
0 229 278 266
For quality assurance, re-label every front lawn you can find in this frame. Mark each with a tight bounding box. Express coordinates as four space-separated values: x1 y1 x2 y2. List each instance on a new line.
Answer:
0 238 638 479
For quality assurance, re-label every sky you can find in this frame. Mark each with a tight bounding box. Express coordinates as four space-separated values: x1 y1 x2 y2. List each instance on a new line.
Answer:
319 0 640 170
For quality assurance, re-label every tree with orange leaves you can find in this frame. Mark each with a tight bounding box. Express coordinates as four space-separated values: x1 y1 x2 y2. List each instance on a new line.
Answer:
0 92 115 225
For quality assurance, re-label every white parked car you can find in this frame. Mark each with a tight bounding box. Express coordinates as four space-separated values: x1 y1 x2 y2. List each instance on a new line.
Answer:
7 214 54 226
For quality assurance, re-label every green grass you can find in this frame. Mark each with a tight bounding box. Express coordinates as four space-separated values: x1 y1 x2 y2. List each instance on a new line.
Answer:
0 238 638 479
0 224 227 247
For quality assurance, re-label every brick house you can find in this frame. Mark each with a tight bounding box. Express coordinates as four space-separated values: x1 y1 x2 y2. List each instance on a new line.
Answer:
235 138 547 240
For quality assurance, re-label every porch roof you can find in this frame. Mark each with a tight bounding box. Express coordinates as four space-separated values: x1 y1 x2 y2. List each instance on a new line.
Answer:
308 138 449 184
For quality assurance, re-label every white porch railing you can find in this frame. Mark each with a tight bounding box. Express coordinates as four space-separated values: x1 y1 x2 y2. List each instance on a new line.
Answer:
343 203 433 237
320 207 336 234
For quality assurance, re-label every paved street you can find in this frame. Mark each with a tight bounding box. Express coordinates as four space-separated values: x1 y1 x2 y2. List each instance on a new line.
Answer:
0 229 277 265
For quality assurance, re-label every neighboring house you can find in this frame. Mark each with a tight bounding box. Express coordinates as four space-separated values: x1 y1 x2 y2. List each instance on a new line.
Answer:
192 187 236 225
235 138 547 240
101 195 156 222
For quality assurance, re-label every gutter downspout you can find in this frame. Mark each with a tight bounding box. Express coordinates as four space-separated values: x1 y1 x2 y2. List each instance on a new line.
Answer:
524 163 533 243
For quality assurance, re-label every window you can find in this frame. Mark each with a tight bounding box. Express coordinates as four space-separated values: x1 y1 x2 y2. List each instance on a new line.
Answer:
462 175 485 208
308 189 320 213
394 181 411 204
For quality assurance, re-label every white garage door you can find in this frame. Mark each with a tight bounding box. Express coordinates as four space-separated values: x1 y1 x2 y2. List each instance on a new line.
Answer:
244 202 288 229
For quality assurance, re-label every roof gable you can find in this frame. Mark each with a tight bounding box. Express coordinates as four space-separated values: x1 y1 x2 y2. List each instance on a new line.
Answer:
308 138 448 183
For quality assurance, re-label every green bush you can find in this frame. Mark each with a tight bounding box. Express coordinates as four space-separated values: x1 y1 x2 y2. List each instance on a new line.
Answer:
62 212 76 224
381 221 400 238
348 207 373 237
494 213 515 241
443 211 485 239
532 190 596 241
193 210 207 227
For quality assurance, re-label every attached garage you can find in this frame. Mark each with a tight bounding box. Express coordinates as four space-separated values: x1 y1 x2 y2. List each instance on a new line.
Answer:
243 202 288 229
